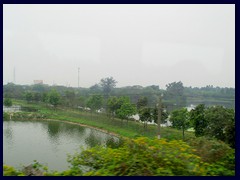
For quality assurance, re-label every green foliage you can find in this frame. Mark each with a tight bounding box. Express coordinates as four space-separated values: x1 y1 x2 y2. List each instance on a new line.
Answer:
164 81 186 110
48 89 61 107
33 92 42 102
4 98 13 107
152 106 169 124
66 137 234 176
3 112 10 120
25 91 33 103
107 96 120 117
3 164 25 176
116 101 137 120
204 106 235 147
42 92 49 103
186 136 235 175
170 108 190 139
139 107 152 130
190 104 207 137
137 96 148 110
86 94 103 112
63 90 76 107
100 77 117 97
4 136 234 176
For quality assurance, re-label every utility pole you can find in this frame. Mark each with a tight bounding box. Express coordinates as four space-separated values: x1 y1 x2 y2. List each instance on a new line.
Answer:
78 67 80 88
157 95 162 139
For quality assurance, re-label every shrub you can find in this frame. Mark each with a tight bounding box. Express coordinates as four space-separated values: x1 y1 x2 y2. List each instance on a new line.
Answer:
67 137 235 176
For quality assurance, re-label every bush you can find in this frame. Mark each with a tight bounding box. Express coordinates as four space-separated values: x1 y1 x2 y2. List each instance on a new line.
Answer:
186 137 235 164
67 137 235 176
3 112 10 120
3 165 25 176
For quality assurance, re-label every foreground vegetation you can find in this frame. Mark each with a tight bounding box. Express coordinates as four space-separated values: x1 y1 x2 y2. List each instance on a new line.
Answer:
4 137 234 176
3 99 235 176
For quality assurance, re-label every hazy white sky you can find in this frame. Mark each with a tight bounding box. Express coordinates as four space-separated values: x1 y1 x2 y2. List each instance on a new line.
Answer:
3 4 235 88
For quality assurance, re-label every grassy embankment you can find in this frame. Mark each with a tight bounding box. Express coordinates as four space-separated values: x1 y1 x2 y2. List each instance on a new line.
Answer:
10 99 194 141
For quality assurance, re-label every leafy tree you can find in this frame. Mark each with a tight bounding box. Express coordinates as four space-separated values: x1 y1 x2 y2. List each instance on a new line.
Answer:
190 104 207 137
64 90 76 107
152 106 169 124
116 97 137 125
25 92 33 103
204 106 235 147
77 96 86 108
48 89 60 107
165 81 186 110
33 92 42 102
139 107 152 130
89 84 102 94
4 98 12 107
86 95 103 113
170 108 190 139
100 77 117 97
107 96 120 118
42 92 49 104
136 96 148 111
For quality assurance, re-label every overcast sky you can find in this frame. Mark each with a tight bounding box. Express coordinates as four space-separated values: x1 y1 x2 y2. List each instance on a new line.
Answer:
3 4 235 88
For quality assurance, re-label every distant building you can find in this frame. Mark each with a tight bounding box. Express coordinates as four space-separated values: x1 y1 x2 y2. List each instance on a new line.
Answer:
34 80 43 85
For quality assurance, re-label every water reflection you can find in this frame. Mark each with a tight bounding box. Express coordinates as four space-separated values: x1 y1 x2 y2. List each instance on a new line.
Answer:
47 121 60 139
3 120 119 171
85 129 102 147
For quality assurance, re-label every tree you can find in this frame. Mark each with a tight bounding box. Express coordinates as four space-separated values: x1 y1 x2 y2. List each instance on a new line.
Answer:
204 106 235 147
136 96 148 111
116 99 137 125
89 84 102 94
25 92 33 103
42 92 49 104
48 89 60 107
33 92 42 102
64 90 76 107
152 106 169 124
86 95 103 113
4 98 12 107
165 81 186 110
170 108 190 139
190 104 207 137
107 96 120 119
100 77 117 97
139 107 152 130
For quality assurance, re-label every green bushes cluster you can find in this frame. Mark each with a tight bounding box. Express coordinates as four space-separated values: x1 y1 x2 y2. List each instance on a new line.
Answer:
3 165 25 176
66 137 234 176
3 112 10 120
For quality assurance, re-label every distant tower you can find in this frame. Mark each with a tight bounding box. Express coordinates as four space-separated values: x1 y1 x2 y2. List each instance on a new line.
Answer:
78 67 80 88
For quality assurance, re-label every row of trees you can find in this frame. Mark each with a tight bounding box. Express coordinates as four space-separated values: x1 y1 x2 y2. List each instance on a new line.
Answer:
170 104 235 148
4 77 235 110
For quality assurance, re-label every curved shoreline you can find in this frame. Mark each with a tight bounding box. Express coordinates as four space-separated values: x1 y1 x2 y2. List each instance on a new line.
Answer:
12 118 121 138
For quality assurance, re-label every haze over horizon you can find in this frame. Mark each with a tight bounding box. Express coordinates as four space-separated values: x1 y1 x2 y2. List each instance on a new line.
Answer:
3 4 235 89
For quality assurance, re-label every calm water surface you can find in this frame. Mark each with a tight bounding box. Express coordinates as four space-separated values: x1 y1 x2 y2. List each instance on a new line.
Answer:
3 120 119 171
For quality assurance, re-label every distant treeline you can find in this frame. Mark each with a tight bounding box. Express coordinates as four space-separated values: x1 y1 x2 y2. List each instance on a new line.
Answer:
3 79 235 111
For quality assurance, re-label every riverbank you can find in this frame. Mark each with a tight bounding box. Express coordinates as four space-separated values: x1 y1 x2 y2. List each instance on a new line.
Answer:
5 100 195 141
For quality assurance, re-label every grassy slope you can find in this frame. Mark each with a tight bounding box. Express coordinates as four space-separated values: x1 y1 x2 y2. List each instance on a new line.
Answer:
12 99 194 141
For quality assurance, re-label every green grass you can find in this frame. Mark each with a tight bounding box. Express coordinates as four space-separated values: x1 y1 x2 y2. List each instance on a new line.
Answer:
12 99 194 140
